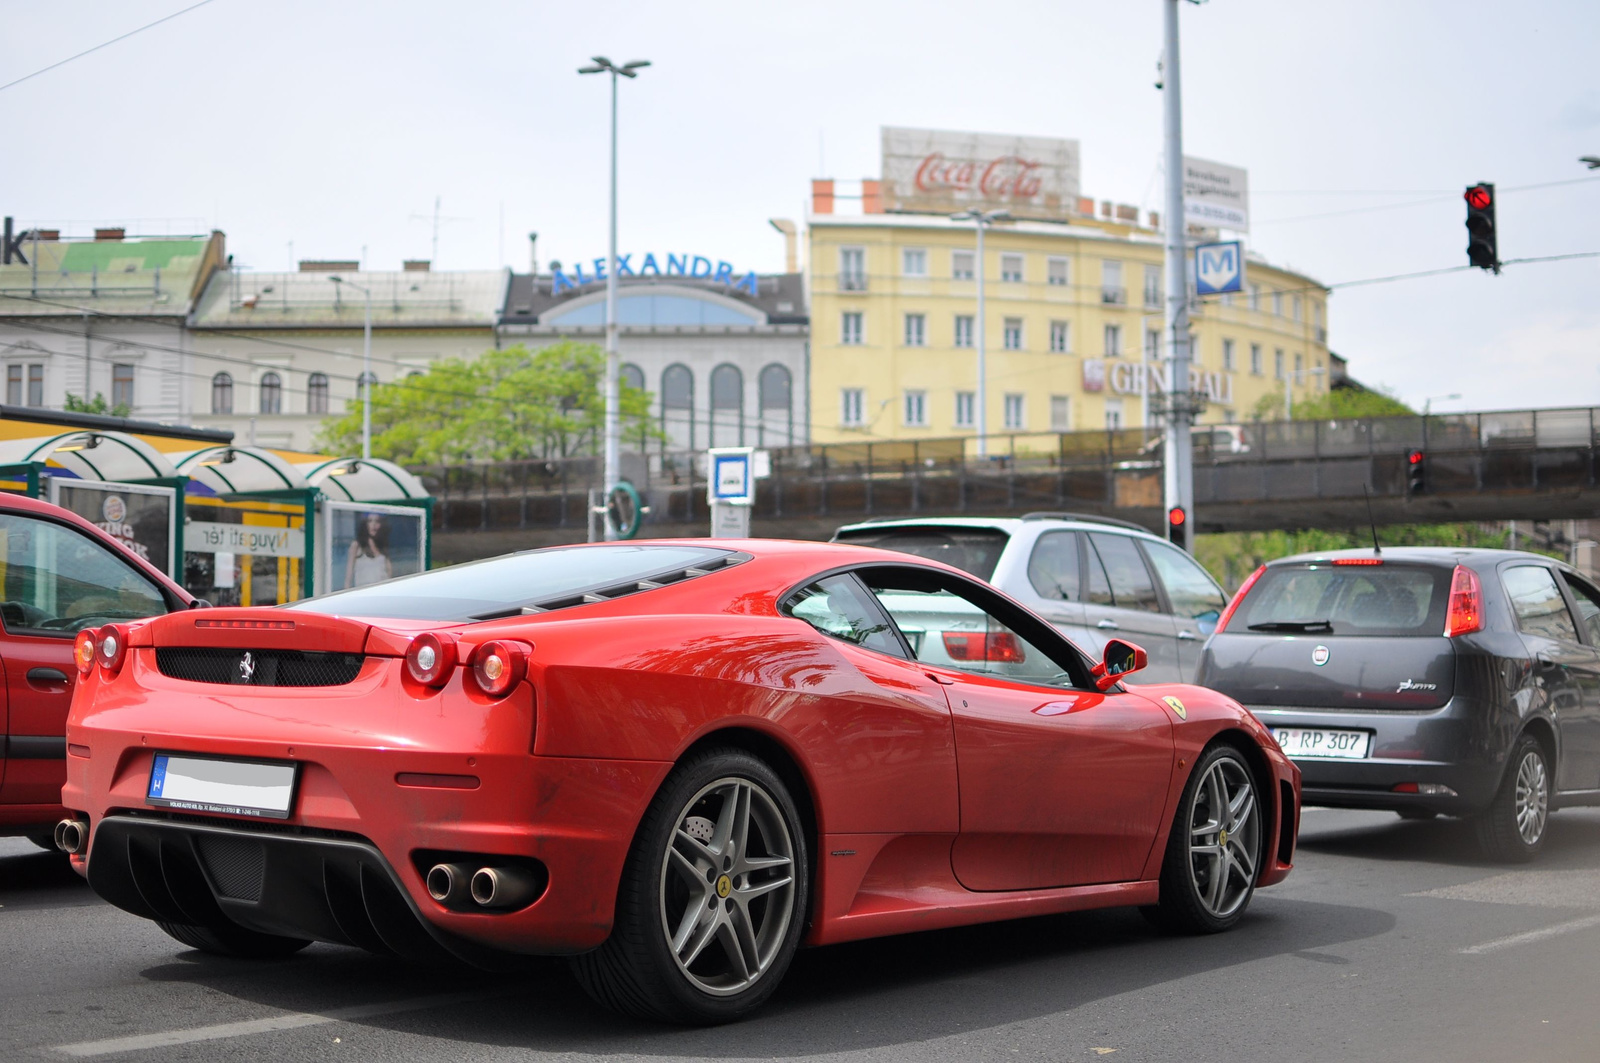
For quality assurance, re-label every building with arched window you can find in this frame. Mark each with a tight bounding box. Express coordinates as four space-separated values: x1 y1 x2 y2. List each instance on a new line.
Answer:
498 265 807 453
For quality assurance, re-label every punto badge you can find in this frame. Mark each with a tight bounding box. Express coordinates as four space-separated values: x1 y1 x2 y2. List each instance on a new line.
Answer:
1312 645 1330 667
1162 695 1187 720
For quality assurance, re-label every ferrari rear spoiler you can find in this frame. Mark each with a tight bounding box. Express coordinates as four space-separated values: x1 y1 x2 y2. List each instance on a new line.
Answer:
129 608 413 657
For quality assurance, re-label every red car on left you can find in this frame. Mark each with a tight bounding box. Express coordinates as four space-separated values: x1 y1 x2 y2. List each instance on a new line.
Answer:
0 491 192 848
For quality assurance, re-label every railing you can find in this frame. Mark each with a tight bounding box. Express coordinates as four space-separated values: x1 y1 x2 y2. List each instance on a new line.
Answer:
414 405 1600 533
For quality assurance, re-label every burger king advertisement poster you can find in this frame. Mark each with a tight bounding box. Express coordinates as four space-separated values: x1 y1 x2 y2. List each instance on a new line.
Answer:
48 479 177 575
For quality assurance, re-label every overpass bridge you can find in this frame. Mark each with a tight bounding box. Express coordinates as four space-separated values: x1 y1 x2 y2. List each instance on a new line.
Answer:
417 405 1600 561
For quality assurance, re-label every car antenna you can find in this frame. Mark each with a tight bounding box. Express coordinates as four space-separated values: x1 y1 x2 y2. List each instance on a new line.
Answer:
1362 484 1382 557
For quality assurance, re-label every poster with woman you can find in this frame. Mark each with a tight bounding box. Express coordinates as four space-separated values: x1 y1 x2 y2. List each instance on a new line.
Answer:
323 502 426 593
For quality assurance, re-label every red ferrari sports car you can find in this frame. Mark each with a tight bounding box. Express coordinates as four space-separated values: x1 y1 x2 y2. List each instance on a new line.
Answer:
61 539 1299 1024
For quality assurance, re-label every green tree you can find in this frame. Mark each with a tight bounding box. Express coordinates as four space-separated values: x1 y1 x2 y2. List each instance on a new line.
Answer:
64 392 131 418
314 341 657 465
1250 382 1413 423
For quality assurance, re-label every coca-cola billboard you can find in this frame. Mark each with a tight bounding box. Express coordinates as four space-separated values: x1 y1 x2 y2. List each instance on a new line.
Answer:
881 127 1080 220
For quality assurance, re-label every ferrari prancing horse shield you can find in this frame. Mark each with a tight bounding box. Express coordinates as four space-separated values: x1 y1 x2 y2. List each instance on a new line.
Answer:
1163 695 1187 719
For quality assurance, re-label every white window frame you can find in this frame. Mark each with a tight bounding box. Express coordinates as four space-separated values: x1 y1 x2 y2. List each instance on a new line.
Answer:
1143 264 1161 308
903 389 928 427
1046 256 1069 287
1250 343 1263 375
903 312 926 347
1003 393 1025 430
1002 317 1024 350
841 311 863 345
1000 253 1024 284
954 314 974 348
1049 320 1070 354
839 246 866 291
955 390 976 428
1222 338 1235 371
1050 394 1071 432
1104 323 1122 357
841 387 865 427
901 247 928 277
951 250 975 281
1101 260 1125 304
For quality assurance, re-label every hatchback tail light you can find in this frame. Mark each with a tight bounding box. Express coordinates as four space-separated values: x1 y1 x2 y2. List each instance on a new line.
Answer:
469 640 530 698
1216 565 1266 633
942 631 1026 663
405 632 458 688
96 624 129 676
74 628 99 676
1444 564 1484 637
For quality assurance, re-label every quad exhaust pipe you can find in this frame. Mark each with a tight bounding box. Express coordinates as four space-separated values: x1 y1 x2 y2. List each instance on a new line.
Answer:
427 861 541 910
54 818 88 855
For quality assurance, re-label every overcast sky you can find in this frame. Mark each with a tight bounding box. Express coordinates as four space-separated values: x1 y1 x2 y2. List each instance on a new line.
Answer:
4 0 1597 413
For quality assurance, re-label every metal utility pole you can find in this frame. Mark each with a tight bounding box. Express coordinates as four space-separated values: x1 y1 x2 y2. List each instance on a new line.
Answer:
1161 0 1196 550
580 56 650 538
329 275 373 459
950 208 1010 457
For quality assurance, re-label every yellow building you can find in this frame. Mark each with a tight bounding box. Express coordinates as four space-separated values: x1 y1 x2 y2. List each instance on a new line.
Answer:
806 182 1330 444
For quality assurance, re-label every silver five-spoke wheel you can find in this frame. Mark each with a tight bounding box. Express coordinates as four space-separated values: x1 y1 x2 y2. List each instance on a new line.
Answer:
1476 735 1552 863
1187 754 1261 920
660 777 796 996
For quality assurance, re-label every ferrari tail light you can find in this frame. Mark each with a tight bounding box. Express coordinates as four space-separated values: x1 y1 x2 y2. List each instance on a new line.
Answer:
74 628 99 676
469 639 530 698
96 624 129 676
405 632 458 688
1216 565 1266 633
942 631 1026 663
1444 564 1484 637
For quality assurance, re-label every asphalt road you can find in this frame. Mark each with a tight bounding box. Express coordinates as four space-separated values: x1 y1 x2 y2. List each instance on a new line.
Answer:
4 808 1600 1062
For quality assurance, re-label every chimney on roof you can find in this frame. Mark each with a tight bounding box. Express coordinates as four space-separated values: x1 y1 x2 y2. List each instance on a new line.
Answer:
95 228 125 242
529 232 538 274
768 219 797 274
403 260 431 272
811 179 835 215
299 260 359 272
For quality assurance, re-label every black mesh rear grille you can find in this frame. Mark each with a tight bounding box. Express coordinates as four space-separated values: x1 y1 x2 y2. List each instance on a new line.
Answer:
195 834 265 900
156 648 365 687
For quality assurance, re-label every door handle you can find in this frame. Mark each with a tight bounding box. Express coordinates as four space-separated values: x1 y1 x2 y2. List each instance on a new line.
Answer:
1177 630 1199 640
1096 619 1119 630
26 667 71 686
925 672 956 685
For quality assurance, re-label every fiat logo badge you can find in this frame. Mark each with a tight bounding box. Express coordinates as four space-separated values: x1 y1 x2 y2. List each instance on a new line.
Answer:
1312 645 1330 667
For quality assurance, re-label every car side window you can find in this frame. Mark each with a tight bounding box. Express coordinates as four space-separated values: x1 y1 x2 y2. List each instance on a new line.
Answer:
1142 540 1227 631
1027 531 1080 601
783 574 906 658
1560 572 1600 646
0 513 167 637
858 567 1094 690
1502 565 1581 644
1087 533 1162 613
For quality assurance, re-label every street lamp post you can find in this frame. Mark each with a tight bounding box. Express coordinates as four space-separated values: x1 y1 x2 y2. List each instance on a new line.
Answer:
1422 392 1462 416
1161 0 1198 551
1282 365 1328 421
949 208 1010 457
579 55 650 539
328 275 373 460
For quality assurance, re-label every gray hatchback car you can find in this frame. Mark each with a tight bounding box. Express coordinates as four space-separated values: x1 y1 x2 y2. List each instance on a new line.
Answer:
1197 547 1600 862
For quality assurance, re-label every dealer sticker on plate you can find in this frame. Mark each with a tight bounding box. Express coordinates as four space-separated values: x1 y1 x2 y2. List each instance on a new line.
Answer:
1270 727 1372 760
147 754 298 819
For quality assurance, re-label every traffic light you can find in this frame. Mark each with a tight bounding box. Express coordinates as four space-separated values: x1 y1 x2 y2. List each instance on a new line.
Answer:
1464 183 1499 273
1167 506 1187 541
1407 450 1427 496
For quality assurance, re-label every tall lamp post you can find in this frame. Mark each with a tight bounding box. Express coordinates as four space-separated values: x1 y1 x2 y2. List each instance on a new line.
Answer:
949 208 1010 457
328 275 373 460
1422 392 1461 416
1282 365 1328 421
579 55 650 539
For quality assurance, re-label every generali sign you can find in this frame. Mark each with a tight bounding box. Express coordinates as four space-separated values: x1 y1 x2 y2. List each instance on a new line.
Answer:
1083 359 1234 405
881 127 1080 220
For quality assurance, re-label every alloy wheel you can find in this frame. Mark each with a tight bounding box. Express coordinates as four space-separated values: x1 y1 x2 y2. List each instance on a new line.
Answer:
658 776 797 997
1187 755 1261 920
1514 749 1549 845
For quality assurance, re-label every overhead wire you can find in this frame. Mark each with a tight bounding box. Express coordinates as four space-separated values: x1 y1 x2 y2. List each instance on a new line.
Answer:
0 0 218 95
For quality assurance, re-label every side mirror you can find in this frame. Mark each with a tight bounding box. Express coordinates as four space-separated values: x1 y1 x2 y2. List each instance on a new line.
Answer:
189 598 212 610
1091 639 1148 692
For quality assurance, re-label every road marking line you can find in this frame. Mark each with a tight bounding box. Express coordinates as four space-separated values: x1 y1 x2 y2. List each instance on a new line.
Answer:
1458 913 1600 956
50 988 509 1057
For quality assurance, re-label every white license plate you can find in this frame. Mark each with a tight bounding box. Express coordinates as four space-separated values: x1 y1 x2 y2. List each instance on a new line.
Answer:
1271 727 1372 760
147 754 298 819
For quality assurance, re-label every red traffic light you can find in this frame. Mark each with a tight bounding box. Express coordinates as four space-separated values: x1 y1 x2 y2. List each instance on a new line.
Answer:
1168 506 1187 527
1408 450 1425 465
1464 185 1492 210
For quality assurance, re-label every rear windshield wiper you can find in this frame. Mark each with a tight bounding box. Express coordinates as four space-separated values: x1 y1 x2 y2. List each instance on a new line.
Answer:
1247 620 1333 632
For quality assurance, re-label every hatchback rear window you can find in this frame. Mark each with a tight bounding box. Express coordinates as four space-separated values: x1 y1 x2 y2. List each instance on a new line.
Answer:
832 527 1010 581
1231 562 1451 637
290 543 739 622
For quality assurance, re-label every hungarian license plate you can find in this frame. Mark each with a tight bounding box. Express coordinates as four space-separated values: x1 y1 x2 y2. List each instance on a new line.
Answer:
146 754 298 819
1271 727 1371 760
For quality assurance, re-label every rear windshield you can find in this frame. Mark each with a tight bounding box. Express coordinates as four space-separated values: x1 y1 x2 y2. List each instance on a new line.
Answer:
1233 562 1451 637
289 544 734 622
832 526 1010 581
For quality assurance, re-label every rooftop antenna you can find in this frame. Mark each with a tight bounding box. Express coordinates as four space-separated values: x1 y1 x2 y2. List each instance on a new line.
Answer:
1363 484 1382 556
408 196 469 267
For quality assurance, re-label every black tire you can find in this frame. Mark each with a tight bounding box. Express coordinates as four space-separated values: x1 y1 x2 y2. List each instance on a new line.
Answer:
1396 808 1438 821
1148 744 1263 935
156 920 312 959
1474 735 1551 863
26 832 59 852
569 747 809 1025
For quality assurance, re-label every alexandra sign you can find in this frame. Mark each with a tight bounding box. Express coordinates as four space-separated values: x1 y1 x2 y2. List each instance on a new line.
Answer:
881 127 1081 220
1082 359 1234 404
551 253 760 296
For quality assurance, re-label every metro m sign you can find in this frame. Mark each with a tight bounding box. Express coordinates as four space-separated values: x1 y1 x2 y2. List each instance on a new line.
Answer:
1194 240 1245 295
881 128 1080 220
